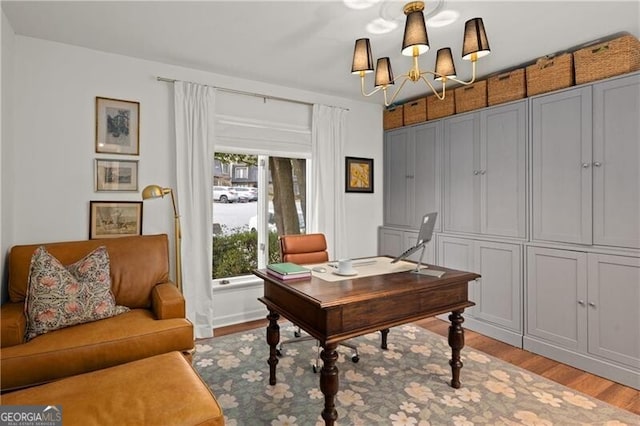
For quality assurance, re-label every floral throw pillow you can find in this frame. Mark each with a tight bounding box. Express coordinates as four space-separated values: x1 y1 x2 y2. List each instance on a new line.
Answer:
24 246 129 341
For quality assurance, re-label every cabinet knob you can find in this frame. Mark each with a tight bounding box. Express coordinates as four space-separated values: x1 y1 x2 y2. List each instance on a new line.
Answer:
473 170 479 175
593 162 602 167
578 300 586 306
480 170 486 175
582 162 591 168
588 302 596 308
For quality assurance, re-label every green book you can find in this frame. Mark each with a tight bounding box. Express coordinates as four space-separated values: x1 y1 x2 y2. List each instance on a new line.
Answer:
266 262 310 275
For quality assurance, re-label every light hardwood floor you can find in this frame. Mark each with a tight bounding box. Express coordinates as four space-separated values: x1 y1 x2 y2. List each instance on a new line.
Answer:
213 317 639 415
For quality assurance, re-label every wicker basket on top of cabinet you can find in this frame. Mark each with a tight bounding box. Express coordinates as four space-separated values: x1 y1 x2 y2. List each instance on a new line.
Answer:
383 105 403 130
573 34 640 85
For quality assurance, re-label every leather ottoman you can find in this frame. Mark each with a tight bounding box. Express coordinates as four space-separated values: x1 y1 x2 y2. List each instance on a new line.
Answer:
0 351 224 425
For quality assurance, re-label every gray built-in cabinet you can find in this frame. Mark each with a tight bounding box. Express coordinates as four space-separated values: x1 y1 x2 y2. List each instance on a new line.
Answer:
443 101 527 238
438 236 522 347
532 74 639 248
384 121 441 231
526 247 639 388
379 72 640 389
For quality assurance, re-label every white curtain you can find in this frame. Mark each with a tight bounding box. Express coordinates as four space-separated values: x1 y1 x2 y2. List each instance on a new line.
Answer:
310 104 348 259
174 81 216 338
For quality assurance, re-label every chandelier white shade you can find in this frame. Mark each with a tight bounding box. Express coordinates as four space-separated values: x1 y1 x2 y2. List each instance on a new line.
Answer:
352 1 491 106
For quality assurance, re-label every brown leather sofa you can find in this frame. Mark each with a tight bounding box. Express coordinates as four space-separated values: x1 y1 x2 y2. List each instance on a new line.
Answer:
0 234 194 391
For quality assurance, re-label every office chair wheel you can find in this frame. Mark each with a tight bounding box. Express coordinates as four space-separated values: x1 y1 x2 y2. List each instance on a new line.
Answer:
351 355 360 363
294 330 301 338
312 364 319 374
276 348 283 357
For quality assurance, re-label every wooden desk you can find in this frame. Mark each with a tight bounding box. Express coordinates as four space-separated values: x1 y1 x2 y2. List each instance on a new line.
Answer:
255 263 480 426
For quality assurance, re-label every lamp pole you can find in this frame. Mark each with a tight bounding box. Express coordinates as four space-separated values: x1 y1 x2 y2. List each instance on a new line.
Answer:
169 190 183 294
142 185 182 293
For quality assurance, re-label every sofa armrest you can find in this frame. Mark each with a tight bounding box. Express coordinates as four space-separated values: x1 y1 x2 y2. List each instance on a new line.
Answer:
151 282 186 320
1 302 26 347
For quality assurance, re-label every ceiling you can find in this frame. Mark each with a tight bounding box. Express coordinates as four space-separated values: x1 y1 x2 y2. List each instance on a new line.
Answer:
2 1 639 104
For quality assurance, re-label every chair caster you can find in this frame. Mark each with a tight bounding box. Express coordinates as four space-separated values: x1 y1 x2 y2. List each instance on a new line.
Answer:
294 331 301 338
351 355 360 363
276 348 283 357
312 364 319 374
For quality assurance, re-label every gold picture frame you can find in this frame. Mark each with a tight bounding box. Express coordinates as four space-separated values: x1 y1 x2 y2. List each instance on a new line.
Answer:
89 201 143 239
95 159 139 192
345 157 374 193
95 97 140 155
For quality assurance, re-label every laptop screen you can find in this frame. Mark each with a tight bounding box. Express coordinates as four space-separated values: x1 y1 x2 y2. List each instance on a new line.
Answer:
416 212 437 245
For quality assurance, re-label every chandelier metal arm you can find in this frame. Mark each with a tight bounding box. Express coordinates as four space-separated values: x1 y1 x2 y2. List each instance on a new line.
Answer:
359 73 384 97
383 76 413 107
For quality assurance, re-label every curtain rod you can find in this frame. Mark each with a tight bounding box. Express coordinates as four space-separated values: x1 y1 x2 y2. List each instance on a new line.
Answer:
156 76 349 111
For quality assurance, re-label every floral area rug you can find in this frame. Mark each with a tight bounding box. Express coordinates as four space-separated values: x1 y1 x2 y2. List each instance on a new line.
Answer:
193 323 639 425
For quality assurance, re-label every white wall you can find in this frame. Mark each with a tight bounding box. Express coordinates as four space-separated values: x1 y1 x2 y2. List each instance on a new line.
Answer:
2 35 383 295
1 11 15 303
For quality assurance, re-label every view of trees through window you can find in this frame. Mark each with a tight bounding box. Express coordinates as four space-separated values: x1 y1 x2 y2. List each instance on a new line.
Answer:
212 153 307 279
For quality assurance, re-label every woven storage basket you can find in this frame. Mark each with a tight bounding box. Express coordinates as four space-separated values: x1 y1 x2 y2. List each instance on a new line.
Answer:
403 98 427 125
383 105 404 130
526 53 574 96
487 68 526 106
574 34 640 85
426 94 455 120
455 80 487 113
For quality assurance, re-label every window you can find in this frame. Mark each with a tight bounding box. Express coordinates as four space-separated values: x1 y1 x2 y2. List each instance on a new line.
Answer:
234 166 248 180
212 153 307 279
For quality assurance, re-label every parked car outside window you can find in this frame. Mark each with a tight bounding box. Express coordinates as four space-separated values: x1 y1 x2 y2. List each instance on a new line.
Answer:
233 186 258 202
213 186 238 203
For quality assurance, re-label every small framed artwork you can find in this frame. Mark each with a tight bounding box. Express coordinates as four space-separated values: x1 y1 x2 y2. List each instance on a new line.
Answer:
95 97 140 155
95 159 138 192
345 156 374 193
89 201 143 239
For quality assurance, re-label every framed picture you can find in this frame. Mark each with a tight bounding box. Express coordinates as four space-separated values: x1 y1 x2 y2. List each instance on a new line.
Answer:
95 159 138 191
345 157 374 193
95 97 140 155
89 201 143 239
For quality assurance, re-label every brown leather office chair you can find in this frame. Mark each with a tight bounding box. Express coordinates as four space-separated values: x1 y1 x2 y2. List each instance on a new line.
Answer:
278 233 359 371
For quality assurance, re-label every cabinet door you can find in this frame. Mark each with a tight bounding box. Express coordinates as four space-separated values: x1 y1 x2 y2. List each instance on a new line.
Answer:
587 253 640 369
384 129 410 227
592 74 640 249
480 101 527 238
531 88 592 245
443 113 480 234
526 247 588 351
474 241 522 331
413 122 442 231
378 227 404 257
438 235 476 315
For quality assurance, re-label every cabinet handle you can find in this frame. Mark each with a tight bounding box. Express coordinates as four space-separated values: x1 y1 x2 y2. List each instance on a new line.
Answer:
578 300 586 306
473 170 479 175
588 302 596 308
480 170 486 175
582 162 590 168
593 162 602 167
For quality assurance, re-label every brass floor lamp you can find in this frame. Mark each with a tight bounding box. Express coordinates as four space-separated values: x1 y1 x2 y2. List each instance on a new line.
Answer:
142 185 182 293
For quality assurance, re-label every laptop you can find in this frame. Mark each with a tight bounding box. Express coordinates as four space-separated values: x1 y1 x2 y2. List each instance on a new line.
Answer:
391 212 437 264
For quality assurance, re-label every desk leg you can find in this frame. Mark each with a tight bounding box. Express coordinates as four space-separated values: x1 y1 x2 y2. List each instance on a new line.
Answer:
266 311 280 386
448 309 465 389
320 343 339 426
380 328 389 349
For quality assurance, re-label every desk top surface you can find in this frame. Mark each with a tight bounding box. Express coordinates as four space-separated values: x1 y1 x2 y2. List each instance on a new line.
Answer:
254 260 480 309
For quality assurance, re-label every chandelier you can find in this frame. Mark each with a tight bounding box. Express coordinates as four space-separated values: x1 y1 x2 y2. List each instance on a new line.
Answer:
351 1 490 106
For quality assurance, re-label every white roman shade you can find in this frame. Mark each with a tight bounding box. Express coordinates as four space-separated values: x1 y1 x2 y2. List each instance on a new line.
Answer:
214 91 312 157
